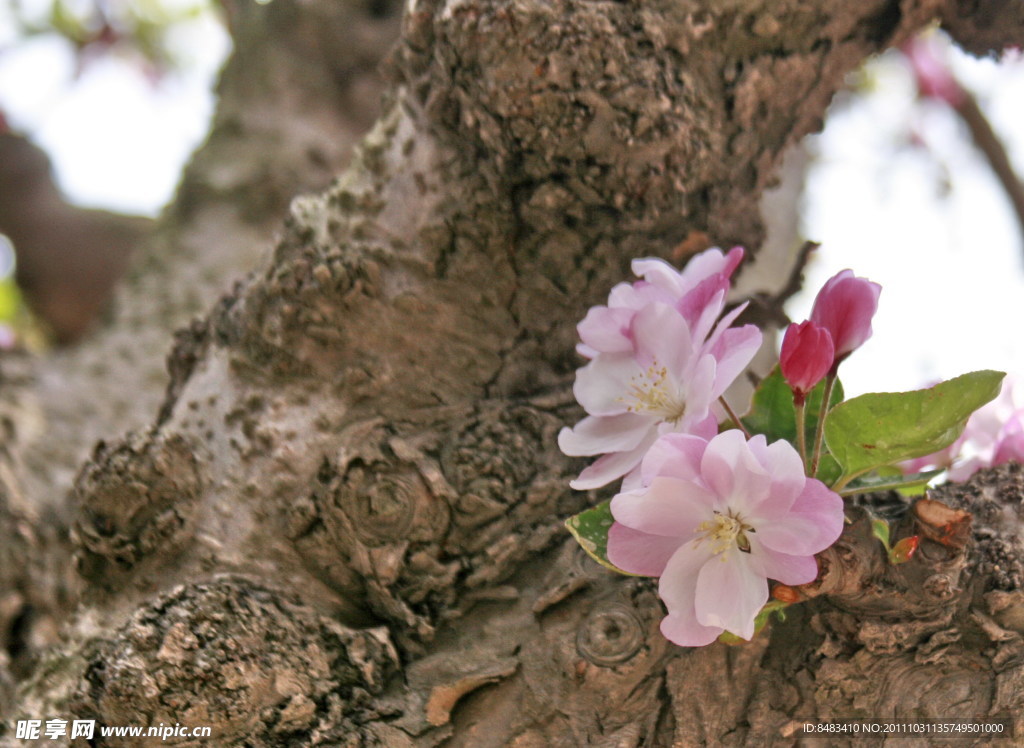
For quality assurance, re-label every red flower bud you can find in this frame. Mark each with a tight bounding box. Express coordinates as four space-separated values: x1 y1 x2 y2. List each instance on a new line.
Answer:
780 321 834 402
810 270 881 359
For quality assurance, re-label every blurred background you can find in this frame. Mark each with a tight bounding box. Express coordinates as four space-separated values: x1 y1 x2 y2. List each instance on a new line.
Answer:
1 2 1023 397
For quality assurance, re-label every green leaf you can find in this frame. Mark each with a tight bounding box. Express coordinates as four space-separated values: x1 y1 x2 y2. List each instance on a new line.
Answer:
815 454 842 485
742 367 798 443
839 469 943 497
824 371 1005 487
742 367 843 446
565 501 637 576
870 517 891 549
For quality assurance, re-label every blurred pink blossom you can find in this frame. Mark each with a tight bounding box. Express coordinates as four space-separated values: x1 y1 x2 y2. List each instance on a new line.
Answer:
902 377 1024 480
903 34 965 108
606 431 844 646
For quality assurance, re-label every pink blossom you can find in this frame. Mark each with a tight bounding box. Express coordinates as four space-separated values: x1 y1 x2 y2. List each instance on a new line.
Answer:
903 35 964 108
779 321 834 402
576 247 744 359
947 380 1024 481
809 270 881 360
559 299 761 490
901 377 1024 481
607 431 844 646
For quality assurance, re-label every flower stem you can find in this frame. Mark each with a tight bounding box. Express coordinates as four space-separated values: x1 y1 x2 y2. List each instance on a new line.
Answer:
719 396 751 439
795 400 808 471
810 373 836 477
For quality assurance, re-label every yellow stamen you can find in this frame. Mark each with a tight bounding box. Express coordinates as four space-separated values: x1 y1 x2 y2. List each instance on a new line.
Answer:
695 510 754 557
623 360 687 423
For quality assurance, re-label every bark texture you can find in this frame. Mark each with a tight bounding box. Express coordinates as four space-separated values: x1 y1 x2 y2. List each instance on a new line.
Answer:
4 0 1024 745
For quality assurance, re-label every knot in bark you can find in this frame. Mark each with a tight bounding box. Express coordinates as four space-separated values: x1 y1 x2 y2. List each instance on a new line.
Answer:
72 432 202 585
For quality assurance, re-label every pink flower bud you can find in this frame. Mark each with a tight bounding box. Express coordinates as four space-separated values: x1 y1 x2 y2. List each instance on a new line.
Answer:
903 36 964 108
780 321 834 402
809 270 881 359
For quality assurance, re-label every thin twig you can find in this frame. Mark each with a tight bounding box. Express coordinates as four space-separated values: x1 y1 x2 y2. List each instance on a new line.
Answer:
955 92 1024 256
719 396 751 438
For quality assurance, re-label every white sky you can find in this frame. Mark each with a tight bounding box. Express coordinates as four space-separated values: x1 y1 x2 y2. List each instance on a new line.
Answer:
792 43 1024 395
1 22 1023 398
0 2 229 214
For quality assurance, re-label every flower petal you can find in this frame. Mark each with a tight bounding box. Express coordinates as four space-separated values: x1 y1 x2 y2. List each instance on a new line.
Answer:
674 354 717 430
558 413 653 456
700 430 771 513
658 545 723 647
708 324 763 398
694 550 768 640
569 433 658 490
752 541 820 585
631 303 694 374
610 476 714 538
639 433 708 484
678 280 727 341
744 437 806 518
755 479 844 555
573 353 641 416
607 522 684 576
577 306 635 355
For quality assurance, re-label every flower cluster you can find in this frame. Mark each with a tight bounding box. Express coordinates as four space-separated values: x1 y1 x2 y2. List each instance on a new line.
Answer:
562 249 1002 649
558 248 761 490
560 249 889 645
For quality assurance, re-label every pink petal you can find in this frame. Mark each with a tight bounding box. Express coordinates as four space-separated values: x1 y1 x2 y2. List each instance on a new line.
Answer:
610 476 714 538
660 610 723 648
631 257 687 297
620 465 644 491
577 306 636 355
700 431 771 513
744 437 805 517
694 550 768 640
690 413 719 441
673 354 717 430
569 433 658 490
631 303 693 374
678 278 727 337
708 325 763 398
639 433 708 484
607 523 685 576
658 545 723 647
703 300 747 352
558 413 654 456
752 542 819 585
755 479 843 555
573 353 641 416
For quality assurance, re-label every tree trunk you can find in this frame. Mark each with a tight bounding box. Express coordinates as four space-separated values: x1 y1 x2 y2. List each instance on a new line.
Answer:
4 0 1024 745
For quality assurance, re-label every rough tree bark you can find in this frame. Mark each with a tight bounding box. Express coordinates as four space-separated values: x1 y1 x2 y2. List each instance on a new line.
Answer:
3 0 1024 745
